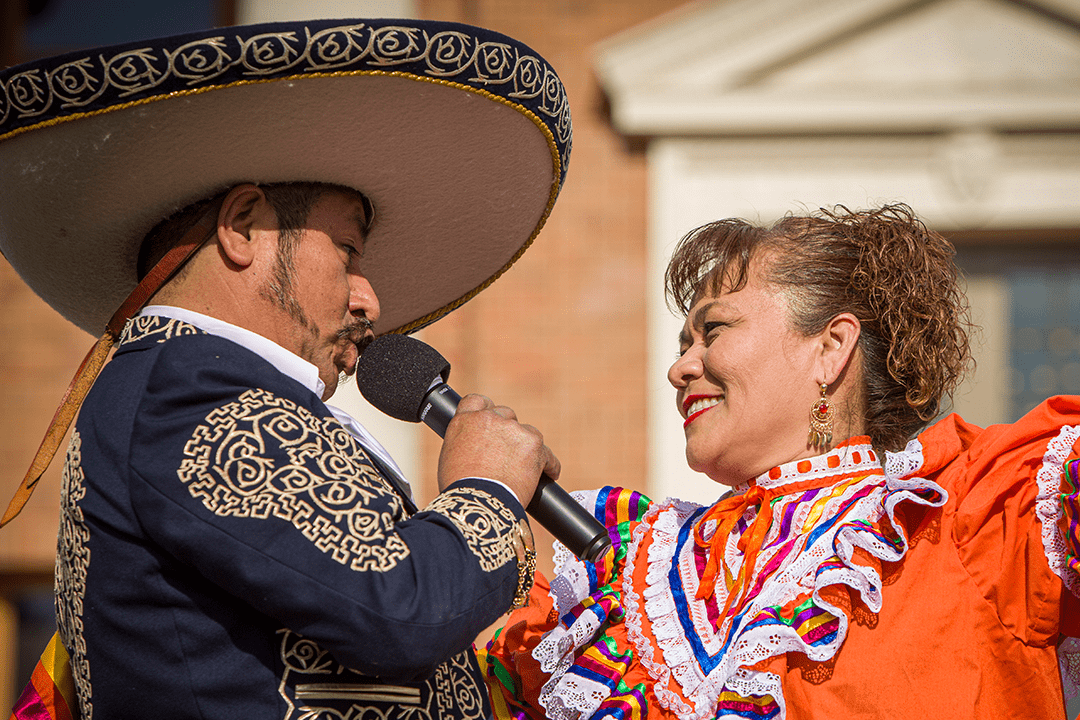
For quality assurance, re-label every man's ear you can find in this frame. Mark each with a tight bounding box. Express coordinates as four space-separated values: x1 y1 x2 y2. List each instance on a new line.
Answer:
817 312 861 385
216 184 272 268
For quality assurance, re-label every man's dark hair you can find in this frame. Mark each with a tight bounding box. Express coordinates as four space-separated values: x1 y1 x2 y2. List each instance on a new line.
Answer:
136 182 371 280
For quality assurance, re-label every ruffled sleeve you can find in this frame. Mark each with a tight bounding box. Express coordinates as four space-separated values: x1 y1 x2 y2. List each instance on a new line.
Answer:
911 395 1080 644
1054 440 1080 608
479 487 654 720
479 572 559 720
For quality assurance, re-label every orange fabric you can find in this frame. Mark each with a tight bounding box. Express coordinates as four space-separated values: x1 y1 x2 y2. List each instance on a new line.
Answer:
489 574 554 717
486 398 1080 720
787 402 1080 718
695 483 774 609
485 573 667 720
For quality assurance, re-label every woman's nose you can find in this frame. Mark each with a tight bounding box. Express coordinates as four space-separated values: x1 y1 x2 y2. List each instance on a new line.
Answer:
668 346 703 388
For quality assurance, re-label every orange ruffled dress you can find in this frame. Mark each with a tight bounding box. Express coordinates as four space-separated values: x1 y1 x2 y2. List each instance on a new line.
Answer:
480 397 1080 720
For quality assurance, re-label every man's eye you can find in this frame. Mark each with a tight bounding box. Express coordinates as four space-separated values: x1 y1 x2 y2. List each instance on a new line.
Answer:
703 321 726 335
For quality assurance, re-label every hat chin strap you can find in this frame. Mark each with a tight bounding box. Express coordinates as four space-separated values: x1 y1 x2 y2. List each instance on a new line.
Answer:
1 200 223 527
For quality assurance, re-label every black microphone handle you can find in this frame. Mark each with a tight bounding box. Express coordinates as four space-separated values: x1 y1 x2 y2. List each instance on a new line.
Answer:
419 383 612 563
420 383 461 437
527 475 614 564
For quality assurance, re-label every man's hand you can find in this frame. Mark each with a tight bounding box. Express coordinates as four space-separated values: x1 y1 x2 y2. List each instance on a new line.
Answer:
437 393 560 505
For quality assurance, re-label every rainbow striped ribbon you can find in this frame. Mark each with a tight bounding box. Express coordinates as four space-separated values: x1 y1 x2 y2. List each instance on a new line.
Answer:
1064 458 1080 575
9 632 77 720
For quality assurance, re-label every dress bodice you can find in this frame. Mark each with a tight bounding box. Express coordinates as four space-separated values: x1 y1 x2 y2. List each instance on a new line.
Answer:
482 399 1080 720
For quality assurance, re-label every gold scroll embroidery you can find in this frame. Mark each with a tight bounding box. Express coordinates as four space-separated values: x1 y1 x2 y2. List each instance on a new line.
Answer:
277 629 486 720
424 488 517 572
178 388 409 573
56 430 93 720
118 315 203 345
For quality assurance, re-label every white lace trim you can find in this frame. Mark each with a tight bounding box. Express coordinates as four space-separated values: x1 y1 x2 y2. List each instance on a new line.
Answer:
624 500 698 718
1035 424 1080 598
535 440 946 720
755 441 880 490
536 489 620 720
725 668 785 719
625 483 890 720
547 490 602 618
884 436 925 483
535 615 612 720
881 437 931 553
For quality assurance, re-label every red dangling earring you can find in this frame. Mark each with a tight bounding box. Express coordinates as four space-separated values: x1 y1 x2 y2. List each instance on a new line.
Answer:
808 383 833 449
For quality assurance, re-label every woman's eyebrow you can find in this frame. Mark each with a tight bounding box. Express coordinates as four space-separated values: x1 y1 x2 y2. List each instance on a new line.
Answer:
693 303 711 329
693 298 741 329
692 300 723 329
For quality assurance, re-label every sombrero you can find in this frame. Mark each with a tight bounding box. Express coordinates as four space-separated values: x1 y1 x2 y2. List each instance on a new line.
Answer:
0 17 571 337
0 18 572 525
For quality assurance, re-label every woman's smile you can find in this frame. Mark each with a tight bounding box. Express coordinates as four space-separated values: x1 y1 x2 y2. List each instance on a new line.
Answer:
683 394 722 428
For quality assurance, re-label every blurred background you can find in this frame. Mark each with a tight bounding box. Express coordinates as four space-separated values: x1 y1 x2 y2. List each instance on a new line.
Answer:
1 0 1079 710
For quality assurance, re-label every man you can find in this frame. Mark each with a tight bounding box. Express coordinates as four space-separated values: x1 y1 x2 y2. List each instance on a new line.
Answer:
1 18 572 720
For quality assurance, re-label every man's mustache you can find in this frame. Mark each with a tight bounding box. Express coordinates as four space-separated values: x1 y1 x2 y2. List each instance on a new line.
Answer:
338 318 375 354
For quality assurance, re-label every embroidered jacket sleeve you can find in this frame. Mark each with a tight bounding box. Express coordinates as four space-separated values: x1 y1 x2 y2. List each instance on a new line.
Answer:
119 334 526 680
913 395 1080 647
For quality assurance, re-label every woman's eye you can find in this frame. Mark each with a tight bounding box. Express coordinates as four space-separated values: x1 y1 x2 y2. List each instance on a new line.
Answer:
703 321 726 336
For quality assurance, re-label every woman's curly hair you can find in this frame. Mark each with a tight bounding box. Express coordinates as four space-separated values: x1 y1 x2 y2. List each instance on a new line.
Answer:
665 203 974 451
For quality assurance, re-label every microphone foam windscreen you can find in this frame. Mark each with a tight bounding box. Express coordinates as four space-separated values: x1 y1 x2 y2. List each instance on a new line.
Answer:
355 334 452 422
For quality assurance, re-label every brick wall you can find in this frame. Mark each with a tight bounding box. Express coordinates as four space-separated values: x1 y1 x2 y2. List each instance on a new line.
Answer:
0 259 88 567
416 0 690 575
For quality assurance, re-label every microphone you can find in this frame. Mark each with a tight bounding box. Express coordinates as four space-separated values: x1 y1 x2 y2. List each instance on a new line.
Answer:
355 334 613 564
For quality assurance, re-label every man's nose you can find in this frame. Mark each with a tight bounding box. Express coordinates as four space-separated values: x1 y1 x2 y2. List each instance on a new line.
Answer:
350 273 380 324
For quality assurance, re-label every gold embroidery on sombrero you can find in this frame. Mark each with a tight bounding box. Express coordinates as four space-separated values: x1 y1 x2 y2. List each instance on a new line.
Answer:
424 489 518 572
276 630 487 720
0 23 571 146
178 389 410 573
56 430 93 719
119 315 204 345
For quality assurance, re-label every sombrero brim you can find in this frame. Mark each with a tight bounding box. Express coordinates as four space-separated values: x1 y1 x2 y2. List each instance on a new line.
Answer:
0 19 571 336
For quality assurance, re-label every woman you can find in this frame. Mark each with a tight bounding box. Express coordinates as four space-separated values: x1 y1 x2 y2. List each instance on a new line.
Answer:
480 204 1080 719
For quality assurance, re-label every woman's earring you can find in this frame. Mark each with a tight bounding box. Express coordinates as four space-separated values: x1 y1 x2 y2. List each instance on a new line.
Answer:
808 383 833 449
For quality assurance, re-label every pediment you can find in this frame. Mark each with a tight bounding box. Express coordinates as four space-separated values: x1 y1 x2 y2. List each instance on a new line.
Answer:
596 0 1080 134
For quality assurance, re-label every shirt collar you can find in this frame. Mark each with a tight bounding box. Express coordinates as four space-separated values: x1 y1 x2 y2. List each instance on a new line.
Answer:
751 436 880 492
139 305 327 398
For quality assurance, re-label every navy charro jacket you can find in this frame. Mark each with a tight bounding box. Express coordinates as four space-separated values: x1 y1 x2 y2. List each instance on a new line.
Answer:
55 315 525 719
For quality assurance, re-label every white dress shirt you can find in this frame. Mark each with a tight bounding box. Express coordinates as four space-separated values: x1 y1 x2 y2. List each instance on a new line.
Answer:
139 305 410 491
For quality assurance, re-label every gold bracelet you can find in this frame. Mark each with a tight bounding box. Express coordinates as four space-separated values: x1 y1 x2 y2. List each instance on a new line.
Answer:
510 519 535 610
